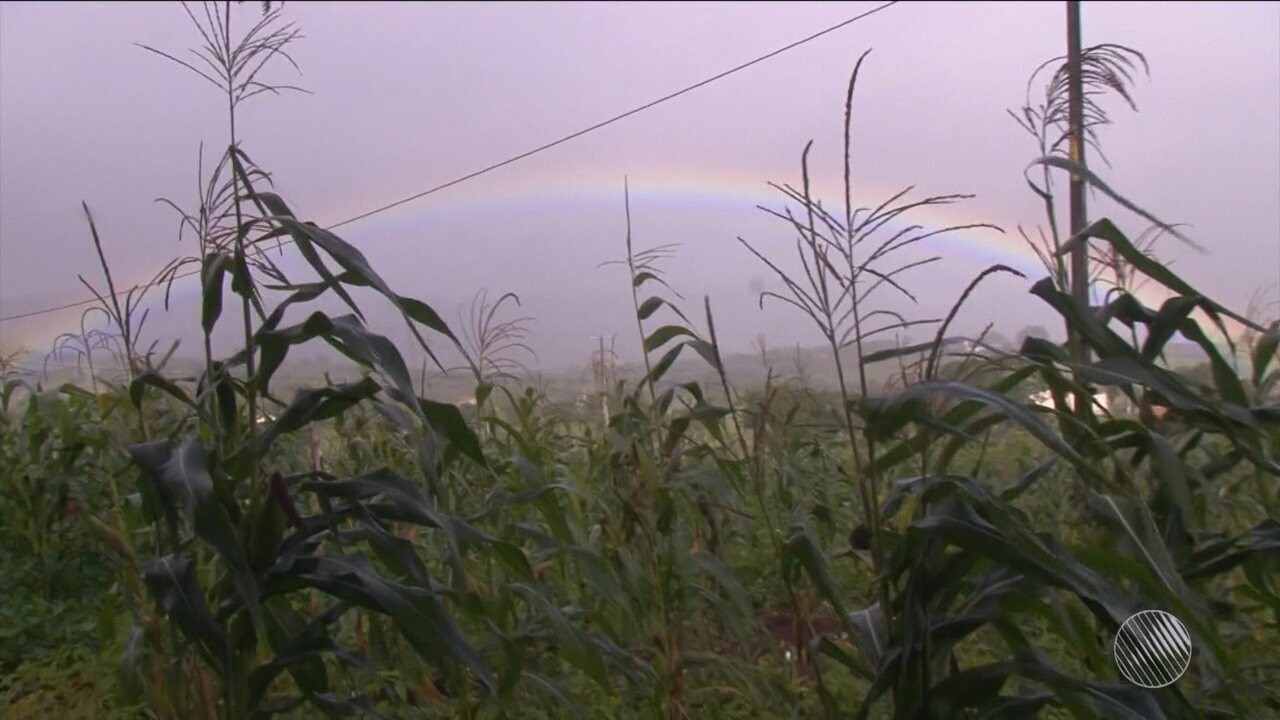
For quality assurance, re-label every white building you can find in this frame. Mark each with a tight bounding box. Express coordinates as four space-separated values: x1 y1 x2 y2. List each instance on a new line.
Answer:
1029 388 1109 413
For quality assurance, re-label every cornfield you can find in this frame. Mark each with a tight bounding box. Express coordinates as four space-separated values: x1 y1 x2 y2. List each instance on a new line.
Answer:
1 4 1277 719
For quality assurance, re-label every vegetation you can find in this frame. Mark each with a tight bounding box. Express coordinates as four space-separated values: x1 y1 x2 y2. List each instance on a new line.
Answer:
1 4 1277 718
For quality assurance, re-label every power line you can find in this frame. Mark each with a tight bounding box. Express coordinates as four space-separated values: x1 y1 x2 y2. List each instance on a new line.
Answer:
0 0 899 325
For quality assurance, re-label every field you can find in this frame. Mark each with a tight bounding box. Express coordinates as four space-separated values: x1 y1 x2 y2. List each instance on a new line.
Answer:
1 4 1278 719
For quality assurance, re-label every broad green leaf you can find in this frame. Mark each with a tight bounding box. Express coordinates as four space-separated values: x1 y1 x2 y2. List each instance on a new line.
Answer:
513 583 609 691
259 378 381 454
419 397 486 468
692 551 753 621
256 597 333 708
1184 519 1280 581
860 338 962 366
274 553 493 690
1252 323 1280 387
202 252 234 334
142 554 230 673
848 602 887 669
643 324 694 353
159 439 258 610
1086 494 1197 606
129 370 199 413
875 379 1093 477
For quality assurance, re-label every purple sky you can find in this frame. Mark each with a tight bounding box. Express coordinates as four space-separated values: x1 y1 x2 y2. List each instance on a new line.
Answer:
1 1 1277 367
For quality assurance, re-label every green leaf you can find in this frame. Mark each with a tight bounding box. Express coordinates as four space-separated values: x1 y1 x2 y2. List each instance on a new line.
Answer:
304 469 454 536
860 338 962 366
633 271 668 289
274 553 493 690
1074 356 1207 417
270 217 456 360
639 350 679 393
475 382 493 409
684 339 721 371
1071 544 1237 691
396 294 461 344
692 551 753 621
781 527 850 622
1184 520 1280 580
208 363 238 438
874 365 1039 473
202 252 234 334
563 546 630 616
487 540 535 583
513 584 609 690
1252 323 1280 387
127 440 180 537
1000 459 1058 501
1086 494 1198 606
1030 278 1137 360
345 515 443 593
256 597 333 707
875 380 1093 478
906 477 1135 627
643 324 694 354
847 603 887 669
259 378 381 455
419 397 486 468
129 370 199 413
142 554 230 672
56 382 95 399
159 439 259 610
1059 216 1259 331
1139 295 1198 361
637 296 671 321
928 650 1164 720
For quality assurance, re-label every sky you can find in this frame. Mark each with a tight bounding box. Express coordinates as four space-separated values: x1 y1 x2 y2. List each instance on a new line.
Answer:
1 1 1277 370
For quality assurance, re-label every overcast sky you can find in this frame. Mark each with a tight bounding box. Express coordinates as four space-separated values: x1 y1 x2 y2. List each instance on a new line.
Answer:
1 1 1277 368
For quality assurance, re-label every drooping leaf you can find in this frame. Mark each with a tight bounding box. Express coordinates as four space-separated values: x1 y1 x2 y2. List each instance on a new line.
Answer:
130 370 199 414
1184 520 1280 580
692 551 753 621
1059 216 1261 331
258 377 381 454
847 602 887 669
513 583 609 691
158 439 259 610
419 397 486 468
271 553 493 690
1086 494 1198 608
202 252 234 333
142 554 230 672
1252 323 1280 387
874 379 1094 479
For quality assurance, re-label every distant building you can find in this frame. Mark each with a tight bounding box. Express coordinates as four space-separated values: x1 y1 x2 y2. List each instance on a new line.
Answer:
1029 388 1109 413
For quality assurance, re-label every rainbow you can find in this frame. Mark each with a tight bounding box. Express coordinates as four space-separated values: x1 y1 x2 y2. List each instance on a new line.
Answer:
321 163 1043 271
328 163 1194 313
10 162 1216 352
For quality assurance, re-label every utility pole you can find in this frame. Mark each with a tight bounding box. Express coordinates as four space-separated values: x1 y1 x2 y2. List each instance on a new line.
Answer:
590 334 614 423
1066 0 1093 421
1067 0 1089 361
